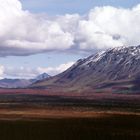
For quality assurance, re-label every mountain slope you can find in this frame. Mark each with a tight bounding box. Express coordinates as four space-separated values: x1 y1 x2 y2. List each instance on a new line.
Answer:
32 45 140 92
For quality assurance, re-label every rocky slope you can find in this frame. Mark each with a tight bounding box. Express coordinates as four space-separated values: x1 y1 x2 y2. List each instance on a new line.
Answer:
31 45 140 92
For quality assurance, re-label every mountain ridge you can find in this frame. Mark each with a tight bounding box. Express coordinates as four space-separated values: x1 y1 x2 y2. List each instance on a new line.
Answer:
0 73 50 88
31 45 140 93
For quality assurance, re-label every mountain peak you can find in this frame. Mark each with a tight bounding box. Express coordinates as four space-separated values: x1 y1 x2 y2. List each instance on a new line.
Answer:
32 45 140 92
74 45 140 69
35 73 50 82
107 45 140 55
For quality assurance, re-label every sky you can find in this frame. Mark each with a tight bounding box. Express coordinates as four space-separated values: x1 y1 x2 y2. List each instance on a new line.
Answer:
0 0 140 79
21 0 140 14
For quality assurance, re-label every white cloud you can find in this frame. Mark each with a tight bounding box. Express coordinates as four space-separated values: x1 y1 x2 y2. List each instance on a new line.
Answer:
0 0 74 56
74 5 140 52
0 0 140 56
0 62 74 79
37 61 74 76
0 65 4 79
3 66 38 79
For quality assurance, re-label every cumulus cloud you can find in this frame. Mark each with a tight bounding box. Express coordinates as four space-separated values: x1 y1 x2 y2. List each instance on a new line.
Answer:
0 65 4 79
0 62 74 79
37 61 74 76
0 0 74 56
3 66 38 79
0 0 140 56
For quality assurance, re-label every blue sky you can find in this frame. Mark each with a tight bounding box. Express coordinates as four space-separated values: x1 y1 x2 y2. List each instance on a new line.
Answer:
0 0 140 79
21 0 140 14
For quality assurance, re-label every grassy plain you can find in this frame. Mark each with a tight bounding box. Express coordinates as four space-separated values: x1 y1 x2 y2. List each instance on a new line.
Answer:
0 89 140 140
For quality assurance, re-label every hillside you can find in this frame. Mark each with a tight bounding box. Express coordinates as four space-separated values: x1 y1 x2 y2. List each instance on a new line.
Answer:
31 45 140 92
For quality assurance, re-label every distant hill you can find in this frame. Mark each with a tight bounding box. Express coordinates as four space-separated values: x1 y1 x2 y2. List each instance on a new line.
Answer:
0 73 50 88
31 45 140 93
0 78 32 88
33 73 50 83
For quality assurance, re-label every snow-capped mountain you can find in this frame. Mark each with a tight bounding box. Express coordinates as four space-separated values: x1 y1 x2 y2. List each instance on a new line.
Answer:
32 45 140 92
70 45 140 81
33 73 50 82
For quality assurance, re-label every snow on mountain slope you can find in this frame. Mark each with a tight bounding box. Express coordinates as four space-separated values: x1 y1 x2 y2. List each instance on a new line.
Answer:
32 45 140 92
34 73 50 82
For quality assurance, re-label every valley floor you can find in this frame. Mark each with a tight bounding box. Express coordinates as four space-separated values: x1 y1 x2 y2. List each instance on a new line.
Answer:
0 89 140 140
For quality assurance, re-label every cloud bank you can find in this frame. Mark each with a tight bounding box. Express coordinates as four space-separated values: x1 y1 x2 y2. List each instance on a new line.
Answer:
0 0 140 56
0 62 74 79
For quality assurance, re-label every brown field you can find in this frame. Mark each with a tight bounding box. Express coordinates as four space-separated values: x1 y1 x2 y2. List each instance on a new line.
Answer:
0 88 140 120
0 107 140 121
0 89 140 140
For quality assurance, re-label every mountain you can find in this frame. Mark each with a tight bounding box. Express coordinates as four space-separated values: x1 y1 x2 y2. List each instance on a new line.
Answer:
0 73 50 88
31 45 140 92
34 73 50 82
0 78 32 88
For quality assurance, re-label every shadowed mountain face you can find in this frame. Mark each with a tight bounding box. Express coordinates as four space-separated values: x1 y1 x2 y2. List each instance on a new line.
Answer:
32 45 140 92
